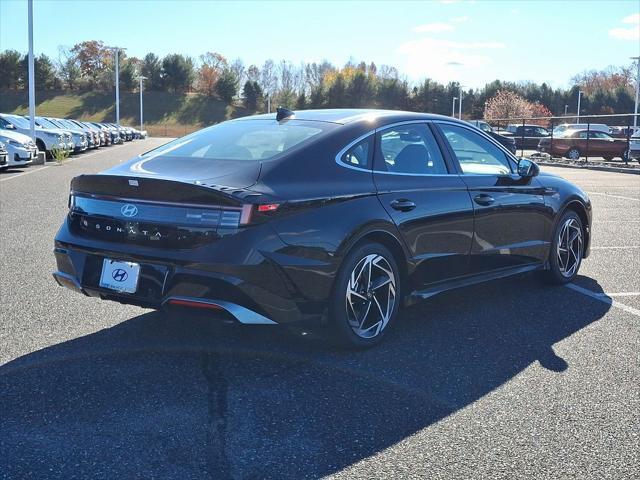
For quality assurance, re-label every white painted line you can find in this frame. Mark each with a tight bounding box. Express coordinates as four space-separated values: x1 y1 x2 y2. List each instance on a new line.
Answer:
604 292 640 298
591 246 640 250
0 147 116 183
586 192 640 202
565 283 640 317
0 165 50 182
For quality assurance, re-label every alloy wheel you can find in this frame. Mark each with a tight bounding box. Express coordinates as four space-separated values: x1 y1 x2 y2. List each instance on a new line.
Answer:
345 254 397 339
557 218 583 278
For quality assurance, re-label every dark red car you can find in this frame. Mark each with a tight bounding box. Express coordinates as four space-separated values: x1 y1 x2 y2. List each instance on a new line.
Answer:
539 130 629 161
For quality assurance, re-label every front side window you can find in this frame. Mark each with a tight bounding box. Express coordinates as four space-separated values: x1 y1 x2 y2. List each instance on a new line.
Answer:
376 124 447 175
438 123 513 175
141 119 333 161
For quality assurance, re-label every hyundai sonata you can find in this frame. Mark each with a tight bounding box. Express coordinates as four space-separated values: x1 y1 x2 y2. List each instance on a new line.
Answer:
53 109 591 347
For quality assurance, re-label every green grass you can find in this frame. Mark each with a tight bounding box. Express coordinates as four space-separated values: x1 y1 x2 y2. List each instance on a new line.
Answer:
0 89 255 136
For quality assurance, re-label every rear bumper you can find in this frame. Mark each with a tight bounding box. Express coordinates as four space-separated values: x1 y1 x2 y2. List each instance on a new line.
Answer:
52 219 337 326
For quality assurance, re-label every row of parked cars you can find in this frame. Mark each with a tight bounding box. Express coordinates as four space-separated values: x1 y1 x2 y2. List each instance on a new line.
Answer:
0 113 146 170
468 120 640 162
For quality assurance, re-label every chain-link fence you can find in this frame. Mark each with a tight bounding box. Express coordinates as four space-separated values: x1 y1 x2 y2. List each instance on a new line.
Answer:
478 113 639 165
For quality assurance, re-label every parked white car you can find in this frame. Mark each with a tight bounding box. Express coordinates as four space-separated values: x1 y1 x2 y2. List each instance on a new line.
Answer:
0 114 71 156
552 123 610 136
0 141 8 169
0 129 37 168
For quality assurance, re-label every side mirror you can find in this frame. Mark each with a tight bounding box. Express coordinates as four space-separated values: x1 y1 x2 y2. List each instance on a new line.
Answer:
517 158 539 177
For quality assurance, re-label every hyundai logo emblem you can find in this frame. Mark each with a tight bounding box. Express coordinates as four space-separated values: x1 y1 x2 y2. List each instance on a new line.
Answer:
121 204 138 217
112 268 128 282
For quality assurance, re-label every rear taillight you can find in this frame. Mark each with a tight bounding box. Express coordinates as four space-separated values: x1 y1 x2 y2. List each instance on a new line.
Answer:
239 203 282 225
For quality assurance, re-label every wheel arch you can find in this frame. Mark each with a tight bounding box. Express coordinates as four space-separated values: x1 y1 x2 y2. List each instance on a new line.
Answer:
337 226 411 290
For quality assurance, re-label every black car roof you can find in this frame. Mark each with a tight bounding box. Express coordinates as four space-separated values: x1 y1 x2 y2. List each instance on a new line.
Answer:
236 109 456 126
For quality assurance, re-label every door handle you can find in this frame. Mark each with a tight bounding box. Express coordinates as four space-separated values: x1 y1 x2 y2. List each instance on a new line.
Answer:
390 199 416 212
474 194 495 206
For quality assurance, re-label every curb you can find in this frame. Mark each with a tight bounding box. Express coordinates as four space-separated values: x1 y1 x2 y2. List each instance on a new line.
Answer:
537 161 640 175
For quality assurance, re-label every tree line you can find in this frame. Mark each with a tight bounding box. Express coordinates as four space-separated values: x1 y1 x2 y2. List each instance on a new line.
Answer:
0 40 637 120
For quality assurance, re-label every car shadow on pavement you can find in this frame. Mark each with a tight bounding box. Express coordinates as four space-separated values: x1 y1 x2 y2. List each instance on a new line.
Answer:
0 274 611 479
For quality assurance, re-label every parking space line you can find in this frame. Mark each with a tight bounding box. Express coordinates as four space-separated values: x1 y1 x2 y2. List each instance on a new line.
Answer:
565 283 640 317
0 146 125 183
586 192 640 202
591 246 640 250
605 292 640 297
0 165 50 183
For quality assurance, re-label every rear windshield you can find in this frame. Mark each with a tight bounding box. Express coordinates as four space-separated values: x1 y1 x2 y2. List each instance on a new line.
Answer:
142 119 334 161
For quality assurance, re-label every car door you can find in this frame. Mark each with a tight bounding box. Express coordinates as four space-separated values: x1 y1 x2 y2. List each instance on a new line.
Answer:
434 121 548 274
373 122 474 287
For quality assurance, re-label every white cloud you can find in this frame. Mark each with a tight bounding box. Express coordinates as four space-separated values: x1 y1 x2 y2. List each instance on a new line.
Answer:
609 13 640 40
397 38 505 82
451 16 469 23
413 22 454 33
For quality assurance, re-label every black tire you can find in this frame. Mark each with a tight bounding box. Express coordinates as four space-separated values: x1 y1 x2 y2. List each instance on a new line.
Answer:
543 210 584 285
603 157 613 162
329 242 401 349
35 139 49 159
566 148 580 161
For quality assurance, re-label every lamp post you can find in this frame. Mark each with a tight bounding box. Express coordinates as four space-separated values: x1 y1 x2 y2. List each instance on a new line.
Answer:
631 57 639 129
452 97 457 117
106 46 127 125
137 75 147 132
564 105 568 115
458 86 465 120
577 90 583 123
27 0 35 142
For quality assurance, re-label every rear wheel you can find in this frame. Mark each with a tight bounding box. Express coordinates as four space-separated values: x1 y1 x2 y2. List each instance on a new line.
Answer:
603 156 613 162
566 148 580 161
330 243 400 348
544 210 584 284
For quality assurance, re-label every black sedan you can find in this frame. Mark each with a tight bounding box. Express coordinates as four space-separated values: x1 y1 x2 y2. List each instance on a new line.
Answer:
53 109 591 348
468 120 517 154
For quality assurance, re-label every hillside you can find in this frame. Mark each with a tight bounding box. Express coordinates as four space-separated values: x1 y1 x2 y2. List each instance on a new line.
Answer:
0 90 254 136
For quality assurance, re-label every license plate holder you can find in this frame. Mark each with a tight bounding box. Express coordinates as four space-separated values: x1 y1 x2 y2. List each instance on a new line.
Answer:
99 259 140 293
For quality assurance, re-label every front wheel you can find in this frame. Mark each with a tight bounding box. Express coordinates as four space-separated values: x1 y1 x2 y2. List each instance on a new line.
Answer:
544 210 584 284
330 243 400 348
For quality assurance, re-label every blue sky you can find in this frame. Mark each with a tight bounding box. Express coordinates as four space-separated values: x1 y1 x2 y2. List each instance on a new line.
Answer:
1 0 639 89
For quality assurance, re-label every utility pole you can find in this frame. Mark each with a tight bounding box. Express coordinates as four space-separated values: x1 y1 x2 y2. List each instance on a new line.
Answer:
577 90 583 123
564 105 568 115
137 75 147 131
452 97 457 117
632 57 639 129
458 86 464 120
27 0 35 142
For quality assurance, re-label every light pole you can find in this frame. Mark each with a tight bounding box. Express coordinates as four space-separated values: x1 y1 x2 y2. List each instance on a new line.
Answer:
632 57 639 129
106 46 126 125
27 0 35 142
564 105 568 115
458 86 465 120
452 97 457 117
577 90 583 123
137 75 147 132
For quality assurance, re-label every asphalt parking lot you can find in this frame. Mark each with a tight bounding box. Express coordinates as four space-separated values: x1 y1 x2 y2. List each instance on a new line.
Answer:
1 140 639 479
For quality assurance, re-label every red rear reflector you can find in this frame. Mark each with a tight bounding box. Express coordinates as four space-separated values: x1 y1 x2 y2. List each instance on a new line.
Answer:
167 299 223 311
257 203 280 212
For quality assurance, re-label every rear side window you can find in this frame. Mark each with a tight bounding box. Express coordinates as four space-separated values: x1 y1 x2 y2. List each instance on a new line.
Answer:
376 124 447 174
438 123 512 175
339 135 372 168
142 119 334 161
